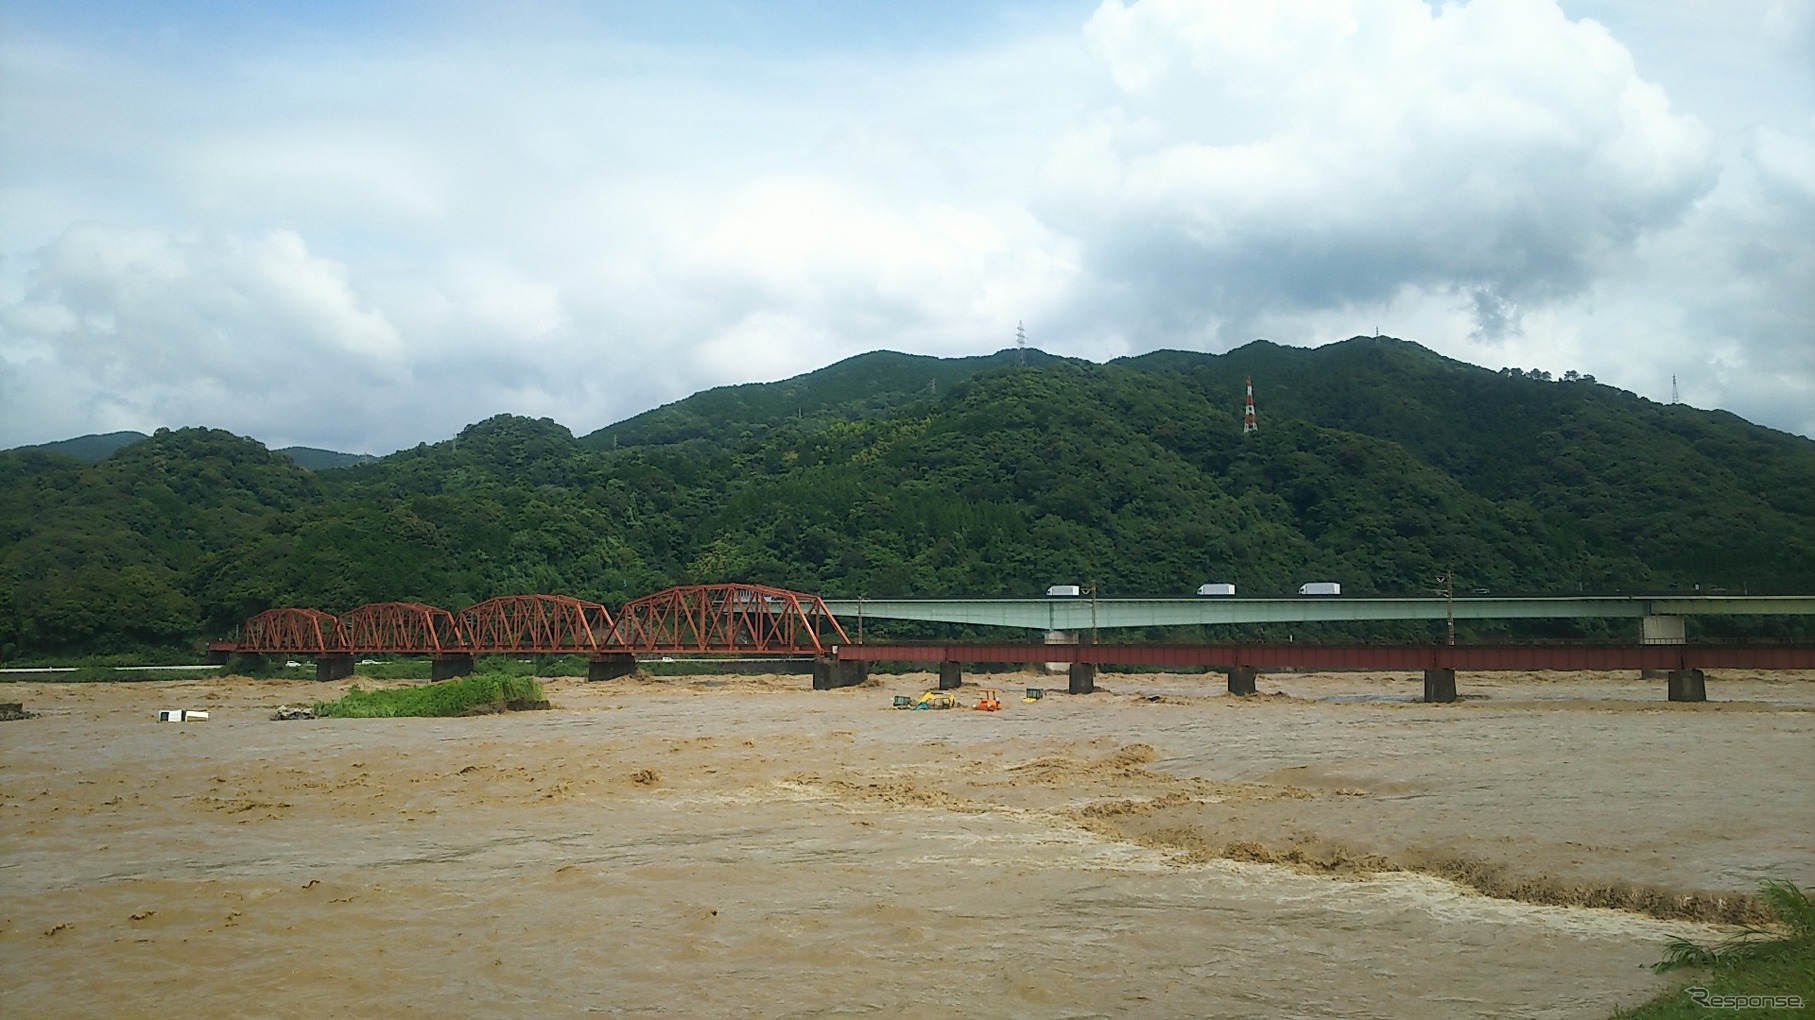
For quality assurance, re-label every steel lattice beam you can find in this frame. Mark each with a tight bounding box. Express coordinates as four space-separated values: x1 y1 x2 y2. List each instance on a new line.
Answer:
337 601 463 654
236 608 343 654
612 583 850 653
457 594 616 653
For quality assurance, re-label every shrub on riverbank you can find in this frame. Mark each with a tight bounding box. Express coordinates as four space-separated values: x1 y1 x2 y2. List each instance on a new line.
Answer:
1610 880 1813 1018
312 672 548 718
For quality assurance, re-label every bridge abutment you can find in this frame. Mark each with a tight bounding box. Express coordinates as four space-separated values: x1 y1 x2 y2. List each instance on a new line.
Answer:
939 660 963 690
316 654 354 681
587 653 637 681
431 653 475 681
1667 668 1707 702
1423 668 1457 703
1227 666 1257 696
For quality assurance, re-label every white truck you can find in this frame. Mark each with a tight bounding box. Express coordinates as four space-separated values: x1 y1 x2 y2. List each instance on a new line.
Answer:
1297 582 1341 596
1046 584 1083 597
1196 583 1237 596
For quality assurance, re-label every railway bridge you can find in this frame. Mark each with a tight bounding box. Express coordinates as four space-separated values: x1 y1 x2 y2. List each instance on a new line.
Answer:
213 589 1815 702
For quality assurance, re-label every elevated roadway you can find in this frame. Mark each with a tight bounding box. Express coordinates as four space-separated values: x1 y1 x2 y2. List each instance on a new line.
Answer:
819 595 1815 631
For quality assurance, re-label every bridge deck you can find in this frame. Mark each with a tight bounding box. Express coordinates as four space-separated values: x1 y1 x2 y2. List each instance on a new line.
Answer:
835 642 1815 671
821 595 1815 630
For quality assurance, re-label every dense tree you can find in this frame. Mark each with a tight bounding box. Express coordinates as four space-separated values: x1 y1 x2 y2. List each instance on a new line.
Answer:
2 340 1812 659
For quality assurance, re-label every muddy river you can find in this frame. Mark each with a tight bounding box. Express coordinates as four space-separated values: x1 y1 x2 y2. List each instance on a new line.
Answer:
3 669 1811 1018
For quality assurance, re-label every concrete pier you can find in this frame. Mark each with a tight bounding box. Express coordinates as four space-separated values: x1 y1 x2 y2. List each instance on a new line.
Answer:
316 654 353 681
813 657 868 690
431 653 475 681
1667 668 1707 702
939 660 963 690
1068 661 1096 695
1227 666 1257 696
1423 668 1457 704
587 653 637 681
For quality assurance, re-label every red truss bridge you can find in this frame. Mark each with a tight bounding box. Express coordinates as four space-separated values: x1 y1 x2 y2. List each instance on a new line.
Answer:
210 584 843 681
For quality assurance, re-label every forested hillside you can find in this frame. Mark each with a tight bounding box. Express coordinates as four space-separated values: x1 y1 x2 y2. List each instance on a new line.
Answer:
3 337 1811 659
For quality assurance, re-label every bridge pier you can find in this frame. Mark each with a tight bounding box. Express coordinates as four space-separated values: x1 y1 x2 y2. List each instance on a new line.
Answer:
1667 668 1707 702
1423 668 1457 704
587 653 637 681
813 657 868 690
939 660 963 690
317 654 354 682
431 653 475 681
1227 666 1257 696
1068 661 1096 695
1044 630 1078 673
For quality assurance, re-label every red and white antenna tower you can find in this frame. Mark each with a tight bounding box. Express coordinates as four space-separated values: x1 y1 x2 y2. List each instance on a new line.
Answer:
1242 376 1258 434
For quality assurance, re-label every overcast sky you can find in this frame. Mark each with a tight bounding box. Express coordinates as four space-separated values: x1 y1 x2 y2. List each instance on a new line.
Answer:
2 0 1811 453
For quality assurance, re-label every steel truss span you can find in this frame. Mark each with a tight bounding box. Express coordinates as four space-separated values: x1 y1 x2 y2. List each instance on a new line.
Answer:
458 594 614 654
337 602 463 655
235 608 343 654
612 583 850 654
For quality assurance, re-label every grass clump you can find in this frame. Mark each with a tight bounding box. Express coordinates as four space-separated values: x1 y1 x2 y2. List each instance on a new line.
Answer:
1610 880 1814 1018
312 671 548 718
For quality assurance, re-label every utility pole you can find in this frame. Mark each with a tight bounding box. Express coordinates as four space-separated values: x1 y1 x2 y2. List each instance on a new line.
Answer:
1441 573 1455 645
1089 579 1099 646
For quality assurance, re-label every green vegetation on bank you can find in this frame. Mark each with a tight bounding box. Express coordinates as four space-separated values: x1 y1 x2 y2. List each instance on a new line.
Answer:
3 337 1813 660
1611 881 1814 1019
311 672 548 718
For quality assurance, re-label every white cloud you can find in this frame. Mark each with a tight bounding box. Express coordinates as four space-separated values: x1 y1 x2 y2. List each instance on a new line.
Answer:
0 225 408 448
1046 0 1717 345
0 0 1810 449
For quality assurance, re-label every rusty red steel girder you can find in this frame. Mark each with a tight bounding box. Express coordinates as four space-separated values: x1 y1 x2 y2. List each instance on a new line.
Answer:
457 594 615 654
611 583 850 654
834 642 1815 671
336 601 464 655
235 608 344 654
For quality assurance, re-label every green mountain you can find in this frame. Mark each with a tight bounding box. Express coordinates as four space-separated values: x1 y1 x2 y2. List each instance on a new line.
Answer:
10 431 374 471
15 431 150 462
278 446 377 470
581 347 1059 454
1 338 1810 659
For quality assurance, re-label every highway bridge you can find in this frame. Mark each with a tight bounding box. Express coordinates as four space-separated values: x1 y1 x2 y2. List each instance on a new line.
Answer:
818 594 1815 630
213 586 1815 702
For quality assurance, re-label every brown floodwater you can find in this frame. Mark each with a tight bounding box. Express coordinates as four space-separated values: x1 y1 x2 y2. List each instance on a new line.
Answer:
2 669 1811 1018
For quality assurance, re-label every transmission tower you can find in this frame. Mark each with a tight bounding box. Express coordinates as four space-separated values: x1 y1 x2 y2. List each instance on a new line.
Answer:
1015 321 1027 367
1243 376 1258 434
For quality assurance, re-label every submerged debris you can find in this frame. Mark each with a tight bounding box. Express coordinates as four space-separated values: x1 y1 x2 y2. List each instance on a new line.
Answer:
270 705 317 721
0 702 36 721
